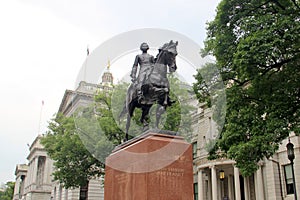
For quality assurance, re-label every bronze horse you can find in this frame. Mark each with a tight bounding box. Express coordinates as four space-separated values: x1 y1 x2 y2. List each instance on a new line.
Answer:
120 40 178 141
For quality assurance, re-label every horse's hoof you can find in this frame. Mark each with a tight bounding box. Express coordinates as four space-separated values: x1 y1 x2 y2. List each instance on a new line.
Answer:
142 126 149 132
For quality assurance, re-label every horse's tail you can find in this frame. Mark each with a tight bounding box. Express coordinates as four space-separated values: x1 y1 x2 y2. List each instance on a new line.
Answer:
118 101 127 124
118 83 136 124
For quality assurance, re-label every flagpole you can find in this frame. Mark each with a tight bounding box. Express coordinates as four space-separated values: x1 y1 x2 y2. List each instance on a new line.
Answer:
84 45 89 82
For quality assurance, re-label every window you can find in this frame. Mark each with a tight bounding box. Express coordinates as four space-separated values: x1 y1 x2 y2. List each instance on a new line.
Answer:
284 164 294 195
192 142 197 159
194 183 198 200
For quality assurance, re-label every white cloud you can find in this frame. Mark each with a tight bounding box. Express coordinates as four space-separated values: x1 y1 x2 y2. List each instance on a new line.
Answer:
0 0 101 182
0 0 221 183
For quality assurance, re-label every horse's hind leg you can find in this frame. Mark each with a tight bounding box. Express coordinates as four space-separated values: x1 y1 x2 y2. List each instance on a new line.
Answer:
125 103 135 141
125 114 131 141
156 104 166 129
141 106 150 132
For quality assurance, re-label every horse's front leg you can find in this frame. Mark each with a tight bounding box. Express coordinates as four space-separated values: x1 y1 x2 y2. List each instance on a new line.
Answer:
156 104 166 129
163 92 168 106
141 106 150 132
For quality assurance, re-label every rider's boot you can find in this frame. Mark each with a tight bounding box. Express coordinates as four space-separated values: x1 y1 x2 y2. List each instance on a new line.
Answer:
137 90 144 103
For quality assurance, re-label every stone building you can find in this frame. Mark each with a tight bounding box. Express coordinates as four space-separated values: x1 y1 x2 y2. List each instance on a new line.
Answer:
50 63 113 200
12 135 53 200
192 104 300 200
13 63 113 200
13 164 28 200
13 59 300 200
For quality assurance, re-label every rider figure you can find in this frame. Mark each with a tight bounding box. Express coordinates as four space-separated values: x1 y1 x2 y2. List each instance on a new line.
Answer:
130 42 155 103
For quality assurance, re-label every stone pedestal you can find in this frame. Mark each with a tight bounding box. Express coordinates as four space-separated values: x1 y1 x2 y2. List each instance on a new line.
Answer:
104 132 194 200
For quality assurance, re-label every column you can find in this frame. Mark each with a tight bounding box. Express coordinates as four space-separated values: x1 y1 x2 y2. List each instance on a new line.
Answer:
207 171 212 200
32 157 39 184
211 165 218 200
13 176 20 198
44 157 51 184
244 177 249 200
24 162 32 190
254 172 258 200
218 179 222 199
234 166 241 200
28 157 36 187
228 175 233 200
256 165 265 200
27 161 32 186
198 169 204 200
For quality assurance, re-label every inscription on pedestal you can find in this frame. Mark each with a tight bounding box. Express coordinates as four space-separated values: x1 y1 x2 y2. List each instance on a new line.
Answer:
115 173 130 183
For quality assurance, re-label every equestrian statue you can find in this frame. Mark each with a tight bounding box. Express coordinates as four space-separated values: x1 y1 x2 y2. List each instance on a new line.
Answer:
120 40 178 141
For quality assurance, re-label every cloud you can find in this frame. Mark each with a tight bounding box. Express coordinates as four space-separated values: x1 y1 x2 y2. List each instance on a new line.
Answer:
0 0 101 182
0 0 221 183
20 0 220 44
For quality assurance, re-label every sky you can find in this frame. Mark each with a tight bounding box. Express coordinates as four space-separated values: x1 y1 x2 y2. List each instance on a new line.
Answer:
0 0 221 184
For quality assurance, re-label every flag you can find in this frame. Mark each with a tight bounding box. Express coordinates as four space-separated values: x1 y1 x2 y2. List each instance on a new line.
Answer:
42 100 44 106
87 46 89 56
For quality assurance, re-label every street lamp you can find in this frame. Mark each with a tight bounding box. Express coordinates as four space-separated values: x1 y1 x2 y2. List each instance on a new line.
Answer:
286 138 297 200
219 169 225 199
220 169 225 181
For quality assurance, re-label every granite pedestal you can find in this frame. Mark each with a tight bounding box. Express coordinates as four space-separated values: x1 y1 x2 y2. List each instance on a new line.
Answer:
104 132 194 200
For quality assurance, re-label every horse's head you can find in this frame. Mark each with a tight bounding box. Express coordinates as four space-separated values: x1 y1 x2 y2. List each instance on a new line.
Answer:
157 40 178 72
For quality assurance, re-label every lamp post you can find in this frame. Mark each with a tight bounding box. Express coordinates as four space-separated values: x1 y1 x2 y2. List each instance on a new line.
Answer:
286 138 297 200
220 169 225 199
220 170 225 181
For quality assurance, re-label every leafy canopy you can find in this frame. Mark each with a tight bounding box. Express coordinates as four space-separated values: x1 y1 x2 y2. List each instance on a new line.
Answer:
41 113 105 189
42 76 194 187
194 0 300 176
0 181 15 200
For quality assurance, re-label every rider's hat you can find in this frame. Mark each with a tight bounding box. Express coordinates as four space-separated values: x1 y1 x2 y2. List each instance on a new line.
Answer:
140 42 149 51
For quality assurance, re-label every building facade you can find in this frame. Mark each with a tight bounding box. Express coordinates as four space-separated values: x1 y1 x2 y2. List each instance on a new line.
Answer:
50 64 113 200
13 64 113 200
192 104 300 200
13 61 300 200
13 164 28 200
13 135 54 200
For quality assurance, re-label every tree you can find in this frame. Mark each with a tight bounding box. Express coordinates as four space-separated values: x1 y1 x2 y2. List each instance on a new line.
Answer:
41 85 126 188
194 0 300 176
0 181 15 200
163 74 195 141
41 113 105 189
42 77 195 188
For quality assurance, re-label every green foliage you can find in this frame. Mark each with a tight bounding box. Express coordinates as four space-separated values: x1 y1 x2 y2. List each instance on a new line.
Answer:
41 113 104 189
41 84 130 188
42 78 195 187
94 87 125 144
195 0 300 176
0 181 15 200
111 82 143 137
165 74 195 140
193 62 227 135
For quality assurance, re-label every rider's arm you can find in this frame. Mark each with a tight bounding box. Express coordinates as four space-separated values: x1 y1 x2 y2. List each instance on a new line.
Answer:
150 55 155 64
130 55 139 81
